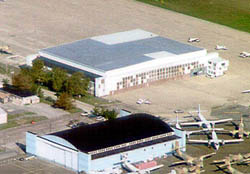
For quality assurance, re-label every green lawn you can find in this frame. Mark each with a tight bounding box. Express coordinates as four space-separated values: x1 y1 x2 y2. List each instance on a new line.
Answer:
0 112 47 130
136 0 250 33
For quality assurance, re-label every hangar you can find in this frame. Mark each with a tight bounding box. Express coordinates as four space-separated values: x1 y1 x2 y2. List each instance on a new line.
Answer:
26 113 186 173
28 29 227 96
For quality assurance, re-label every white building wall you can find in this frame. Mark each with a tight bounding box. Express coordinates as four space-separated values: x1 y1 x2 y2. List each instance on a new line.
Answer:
96 50 213 97
0 107 7 124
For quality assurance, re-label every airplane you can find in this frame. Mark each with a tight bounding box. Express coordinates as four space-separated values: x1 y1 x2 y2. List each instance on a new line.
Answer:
213 153 250 166
241 89 250 93
188 130 244 150
239 52 250 58
180 105 232 133
188 38 200 43
0 45 12 54
169 165 205 174
136 99 151 105
121 154 163 174
171 141 216 167
230 116 250 138
144 100 151 105
217 157 249 174
215 45 227 50
136 99 144 104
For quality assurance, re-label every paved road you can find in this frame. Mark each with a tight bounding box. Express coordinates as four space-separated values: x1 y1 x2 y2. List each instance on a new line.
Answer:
0 111 96 151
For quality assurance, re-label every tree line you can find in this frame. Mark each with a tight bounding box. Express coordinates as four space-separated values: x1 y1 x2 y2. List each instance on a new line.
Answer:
10 60 89 110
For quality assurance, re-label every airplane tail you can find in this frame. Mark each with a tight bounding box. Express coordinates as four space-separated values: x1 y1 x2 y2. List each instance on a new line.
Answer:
176 115 181 129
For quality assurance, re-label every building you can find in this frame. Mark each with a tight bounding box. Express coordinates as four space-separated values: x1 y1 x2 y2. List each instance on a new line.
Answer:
26 113 186 173
0 89 40 105
206 53 229 78
0 107 7 124
0 91 12 104
27 29 228 97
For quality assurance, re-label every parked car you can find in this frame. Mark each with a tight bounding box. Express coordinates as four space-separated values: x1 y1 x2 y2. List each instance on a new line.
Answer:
96 116 106 121
80 110 89 116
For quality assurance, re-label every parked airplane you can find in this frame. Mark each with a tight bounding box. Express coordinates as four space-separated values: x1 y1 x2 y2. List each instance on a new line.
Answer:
239 52 250 58
188 38 200 43
188 130 244 150
230 116 250 138
169 165 205 174
0 45 12 54
180 105 231 133
241 89 250 93
213 153 250 166
218 157 248 174
136 99 151 105
215 45 228 50
171 142 216 167
136 99 144 104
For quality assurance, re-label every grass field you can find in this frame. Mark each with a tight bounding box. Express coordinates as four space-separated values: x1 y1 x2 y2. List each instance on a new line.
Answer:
0 112 47 130
137 0 250 33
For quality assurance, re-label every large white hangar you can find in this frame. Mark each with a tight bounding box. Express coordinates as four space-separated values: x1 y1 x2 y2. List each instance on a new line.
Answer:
26 113 186 173
31 29 226 97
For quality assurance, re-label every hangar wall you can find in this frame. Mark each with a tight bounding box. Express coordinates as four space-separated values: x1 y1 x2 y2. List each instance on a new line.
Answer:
26 128 186 173
90 137 183 171
96 50 209 96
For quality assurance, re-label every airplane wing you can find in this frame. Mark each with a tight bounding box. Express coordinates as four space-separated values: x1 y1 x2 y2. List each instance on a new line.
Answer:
223 139 244 144
170 161 188 166
211 118 233 124
200 152 216 159
180 122 201 126
188 139 209 144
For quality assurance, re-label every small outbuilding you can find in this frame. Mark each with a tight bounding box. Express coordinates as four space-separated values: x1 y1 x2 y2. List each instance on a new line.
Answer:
0 107 7 124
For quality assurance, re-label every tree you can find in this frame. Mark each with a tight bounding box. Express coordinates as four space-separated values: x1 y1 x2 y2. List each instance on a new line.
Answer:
31 60 47 85
51 68 68 92
2 78 9 88
65 72 89 96
54 92 73 110
92 106 118 120
103 109 118 120
12 71 33 91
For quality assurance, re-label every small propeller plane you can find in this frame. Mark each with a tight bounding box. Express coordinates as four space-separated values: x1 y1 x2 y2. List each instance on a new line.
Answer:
0 45 12 54
215 45 228 50
188 38 200 43
217 157 249 174
188 130 244 150
239 52 250 58
169 165 205 174
230 116 250 138
171 141 216 167
213 153 250 166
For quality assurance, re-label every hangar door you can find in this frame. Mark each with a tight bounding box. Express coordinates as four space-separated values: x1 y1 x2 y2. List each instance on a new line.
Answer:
36 137 78 170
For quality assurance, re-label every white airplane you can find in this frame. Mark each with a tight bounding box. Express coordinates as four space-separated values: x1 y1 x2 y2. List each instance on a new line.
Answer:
180 105 232 132
144 100 151 105
215 45 227 50
136 99 144 104
188 38 200 43
239 52 250 58
122 160 163 174
188 130 244 150
136 99 151 105
242 89 250 93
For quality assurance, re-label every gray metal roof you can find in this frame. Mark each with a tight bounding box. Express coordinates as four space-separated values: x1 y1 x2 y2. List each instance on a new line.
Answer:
40 35 203 72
